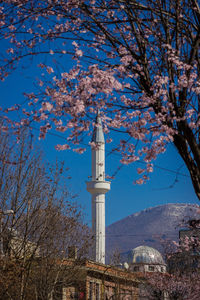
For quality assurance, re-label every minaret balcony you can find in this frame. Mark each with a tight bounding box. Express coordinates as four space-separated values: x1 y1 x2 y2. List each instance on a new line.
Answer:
86 180 111 194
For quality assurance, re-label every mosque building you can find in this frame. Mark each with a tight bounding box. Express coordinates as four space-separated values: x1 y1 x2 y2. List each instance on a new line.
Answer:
86 112 166 275
63 112 168 300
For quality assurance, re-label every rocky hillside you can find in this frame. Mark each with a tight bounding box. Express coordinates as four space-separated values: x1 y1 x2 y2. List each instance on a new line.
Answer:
106 203 200 260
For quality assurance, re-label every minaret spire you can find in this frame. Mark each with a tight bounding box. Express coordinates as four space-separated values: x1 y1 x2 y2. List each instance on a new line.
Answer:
92 110 105 144
86 111 111 264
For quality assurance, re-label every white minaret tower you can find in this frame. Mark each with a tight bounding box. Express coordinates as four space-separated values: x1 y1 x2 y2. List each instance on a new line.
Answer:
86 111 111 264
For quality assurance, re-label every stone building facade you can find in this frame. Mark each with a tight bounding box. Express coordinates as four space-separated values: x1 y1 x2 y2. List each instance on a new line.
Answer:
61 259 139 300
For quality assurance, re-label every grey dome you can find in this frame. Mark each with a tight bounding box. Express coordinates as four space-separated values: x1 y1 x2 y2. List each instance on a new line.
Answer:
128 246 165 265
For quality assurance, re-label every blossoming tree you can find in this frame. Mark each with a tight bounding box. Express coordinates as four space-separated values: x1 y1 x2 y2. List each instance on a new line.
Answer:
1 0 200 198
144 219 200 300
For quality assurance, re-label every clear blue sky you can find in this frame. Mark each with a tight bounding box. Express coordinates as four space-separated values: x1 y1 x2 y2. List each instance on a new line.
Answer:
0 58 199 227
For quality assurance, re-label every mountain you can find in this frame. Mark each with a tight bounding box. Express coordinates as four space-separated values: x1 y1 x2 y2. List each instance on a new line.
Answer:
106 203 200 260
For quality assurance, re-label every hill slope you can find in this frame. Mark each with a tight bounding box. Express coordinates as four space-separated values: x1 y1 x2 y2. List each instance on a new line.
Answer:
106 203 200 259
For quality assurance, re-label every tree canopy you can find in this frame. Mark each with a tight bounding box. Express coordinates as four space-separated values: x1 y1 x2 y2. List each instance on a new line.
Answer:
0 0 200 198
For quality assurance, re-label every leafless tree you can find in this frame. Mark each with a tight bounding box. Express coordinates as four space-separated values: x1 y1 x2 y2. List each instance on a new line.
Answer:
0 128 92 300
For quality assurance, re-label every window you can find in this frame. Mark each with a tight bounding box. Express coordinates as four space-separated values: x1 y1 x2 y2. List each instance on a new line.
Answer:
105 286 109 300
89 282 93 300
148 266 155 271
70 291 78 299
96 283 100 300
62 288 67 300
120 289 125 300
112 287 116 299
133 266 140 272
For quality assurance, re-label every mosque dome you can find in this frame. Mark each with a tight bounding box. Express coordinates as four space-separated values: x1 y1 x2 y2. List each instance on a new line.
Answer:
128 246 165 265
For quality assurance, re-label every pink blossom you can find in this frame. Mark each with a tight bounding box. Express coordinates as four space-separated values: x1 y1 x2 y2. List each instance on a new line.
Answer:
56 126 68 132
67 121 74 128
5 105 19 112
134 178 144 185
137 168 145 174
42 102 53 111
72 41 78 47
147 164 153 173
89 141 99 150
73 147 86 154
55 144 70 150
46 66 54 74
8 25 16 31
0 21 5 27
75 49 83 57
7 48 14 54
106 138 112 143
1 126 8 132
36 114 45 122
106 175 114 179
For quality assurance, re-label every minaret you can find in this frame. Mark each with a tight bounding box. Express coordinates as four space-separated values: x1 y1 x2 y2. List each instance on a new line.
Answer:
86 111 111 264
